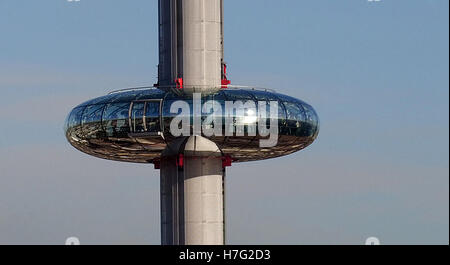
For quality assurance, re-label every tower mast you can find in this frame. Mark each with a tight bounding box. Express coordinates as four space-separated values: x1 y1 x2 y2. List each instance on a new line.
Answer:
158 0 226 245
158 0 224 93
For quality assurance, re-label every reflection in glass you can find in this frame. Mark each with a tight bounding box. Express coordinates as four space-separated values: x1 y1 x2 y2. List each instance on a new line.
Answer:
103 102 130 137
301 103 319 138
131 102 145 133
67 106 85 139
68 106 85 128
280 102 303 138
162 99 193 136
136 89 166 101
283 102 304 126
145 101 161 132
81 104 105 139
65 88 319 163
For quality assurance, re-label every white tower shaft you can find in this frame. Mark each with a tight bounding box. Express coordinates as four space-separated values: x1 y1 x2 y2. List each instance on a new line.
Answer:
158 0 223 93
160 137 225 245
158 0 226 245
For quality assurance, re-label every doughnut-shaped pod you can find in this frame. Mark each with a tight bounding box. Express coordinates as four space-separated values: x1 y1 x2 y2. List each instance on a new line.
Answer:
64 88 319 163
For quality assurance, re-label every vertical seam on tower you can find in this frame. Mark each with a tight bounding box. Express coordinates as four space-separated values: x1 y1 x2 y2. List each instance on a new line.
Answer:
202 0 206 89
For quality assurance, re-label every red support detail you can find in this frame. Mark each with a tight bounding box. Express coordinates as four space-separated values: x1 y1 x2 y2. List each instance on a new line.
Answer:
221 78 231 88
222 155 232 168
221 63 231 88
176 78 183 89
154 159 161 170
177 154 184 168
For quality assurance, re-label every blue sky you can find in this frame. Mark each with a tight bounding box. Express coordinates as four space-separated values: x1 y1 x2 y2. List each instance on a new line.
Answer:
0 0 448 244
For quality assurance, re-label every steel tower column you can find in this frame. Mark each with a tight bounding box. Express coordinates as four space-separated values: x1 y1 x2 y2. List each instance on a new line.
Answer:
158 0 225 245
158 0 223 93
160 136 225 245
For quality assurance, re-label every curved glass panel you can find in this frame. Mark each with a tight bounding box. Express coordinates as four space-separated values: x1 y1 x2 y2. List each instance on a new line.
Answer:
201 93 226 128
201 92 227 145
136 89 166 101
145 101 161 132
273 92 303 104
161 93 194 136
68 106 84 128
248 90 278 101
66 106 85 139
110 91 144 104
102 102 130 137
221 89 253 101
301 103 319 138
77 94 118 107
284 102 304 123
273 93 308 143
245 91 286 138
81 104 106 139
303 103 318 125
221 89 256 136
130 102 145 133
65 88 319 163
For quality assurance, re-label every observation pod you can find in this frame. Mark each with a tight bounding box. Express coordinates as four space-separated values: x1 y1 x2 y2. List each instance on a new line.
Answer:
64 0 320 245
64 87 319 164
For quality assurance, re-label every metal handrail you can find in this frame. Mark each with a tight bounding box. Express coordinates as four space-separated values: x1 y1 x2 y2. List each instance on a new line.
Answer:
108 86 155 95
226 85 277 93
107 84 277 95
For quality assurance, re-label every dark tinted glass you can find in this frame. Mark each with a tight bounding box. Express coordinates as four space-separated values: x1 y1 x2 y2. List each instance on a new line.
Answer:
81 104 105 138
162 99 193 135
301 103 319 137
65 89 319 163
222 89 253 101
246 90 277 101
77 94 118 107
283 102 305 125
111 91 144 103
103 102 130 137
145 101 161 132
68 106 85 129
82 104 105 124
136 89 166 101
130 102 145 133
66 106 85 139
273 93 303 104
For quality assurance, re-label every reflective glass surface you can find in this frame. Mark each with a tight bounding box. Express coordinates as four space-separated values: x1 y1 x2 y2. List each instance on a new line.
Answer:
130 102 145 133
145 101 161 132
66 106 85 140
65 88 319 163
81 104 105 139
103 102 130 138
